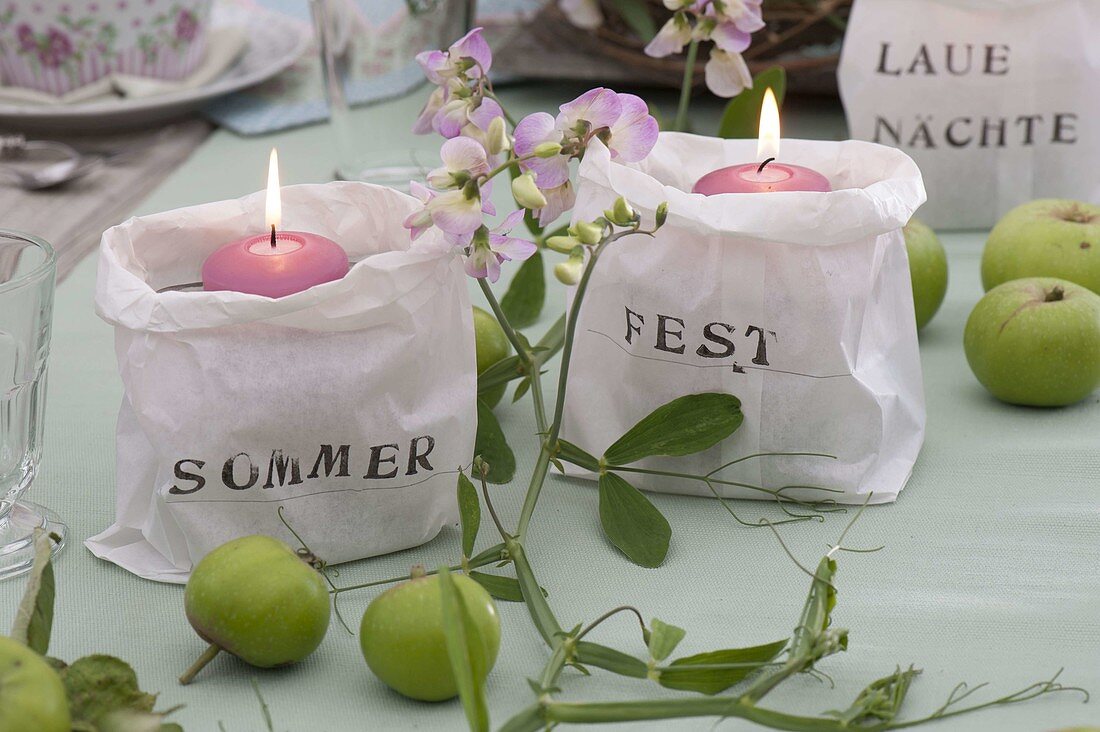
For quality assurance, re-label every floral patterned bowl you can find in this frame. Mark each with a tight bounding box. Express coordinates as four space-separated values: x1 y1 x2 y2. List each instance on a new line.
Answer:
0 0 212 95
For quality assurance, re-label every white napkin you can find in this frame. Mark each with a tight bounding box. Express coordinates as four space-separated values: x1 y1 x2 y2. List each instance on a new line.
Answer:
0 26 248 106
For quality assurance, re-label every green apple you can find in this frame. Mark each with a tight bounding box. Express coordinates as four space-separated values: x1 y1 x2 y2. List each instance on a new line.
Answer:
181 535 331 683
359 572 500 702
903 217 948 330
964 277 1100 406
982 199 1100 294
0 636 70 732
474 306 510 407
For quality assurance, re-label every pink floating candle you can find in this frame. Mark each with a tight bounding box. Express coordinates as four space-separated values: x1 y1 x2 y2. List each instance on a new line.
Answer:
692 88 832 195
202 149 349 298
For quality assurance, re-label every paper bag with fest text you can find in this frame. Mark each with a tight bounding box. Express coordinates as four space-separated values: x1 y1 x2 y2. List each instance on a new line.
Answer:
560 134 927 505
87 182 476 583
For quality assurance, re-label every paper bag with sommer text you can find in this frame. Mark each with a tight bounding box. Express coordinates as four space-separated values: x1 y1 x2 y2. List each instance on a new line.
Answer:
87 182 476 583
838 0 1100 228
560 134 927 505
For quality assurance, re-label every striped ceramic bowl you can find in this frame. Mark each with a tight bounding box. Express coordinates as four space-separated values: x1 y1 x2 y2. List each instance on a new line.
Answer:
0 0 212 96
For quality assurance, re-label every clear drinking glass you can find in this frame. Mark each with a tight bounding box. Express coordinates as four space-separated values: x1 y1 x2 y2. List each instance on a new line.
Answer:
0 230 65 579
310 0 475 188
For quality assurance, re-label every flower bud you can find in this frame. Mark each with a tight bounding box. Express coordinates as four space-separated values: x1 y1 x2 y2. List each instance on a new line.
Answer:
554 249 586 286
570 221 604 246
655 201 669 228
611 197 637 225
486 116 510 155
534 141 564 158
545 235 580 254
511 173 547 210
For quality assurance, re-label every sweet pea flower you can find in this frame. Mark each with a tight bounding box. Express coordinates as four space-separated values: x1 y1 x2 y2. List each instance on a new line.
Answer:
606 94 660 163
426 137 491 190
412 85 450 135
405 140 496 240
557 87 623 137
645 12 692 58
403 181 437 241
535 182 576 227
558 0 603 29
457 210 537 282
513 89 658 193
513 112 570 190
434 94 504 140
705 49 753 97
643 0 763 97
415 27 492 85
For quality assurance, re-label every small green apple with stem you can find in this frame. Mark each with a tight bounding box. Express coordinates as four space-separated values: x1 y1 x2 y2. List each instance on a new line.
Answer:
982 199 1100 294
180 535 332 684
359 569 500 701
964 277 1100 407
904 217 948 330
0 636 70 732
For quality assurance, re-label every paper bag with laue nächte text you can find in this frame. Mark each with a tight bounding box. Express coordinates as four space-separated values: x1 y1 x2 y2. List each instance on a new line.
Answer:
838 0 1100 228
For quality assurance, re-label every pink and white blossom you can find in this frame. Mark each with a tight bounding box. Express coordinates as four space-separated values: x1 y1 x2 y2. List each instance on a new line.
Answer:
426 137 491 189
455 210 537 282
415 27 492 85
704 49 753 97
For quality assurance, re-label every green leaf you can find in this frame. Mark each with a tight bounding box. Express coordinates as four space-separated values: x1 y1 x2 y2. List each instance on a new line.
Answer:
469 542 507 566
99 709 178 732
717 66 788 139
556 439 600 472
438 568 490 732
511 377 531 403
469 571 533 602
498 705 545 732
647 619 687 662
478 355 523 395
500 250 545 329
603 393 744 466
61 655 158 729
475 399 515 484
457 473 481 558
11 529 55 655
791 555 839 659
609 0 657 41
826 665 921 725
574 642 648 678
658 639 788 694
598 473 672 567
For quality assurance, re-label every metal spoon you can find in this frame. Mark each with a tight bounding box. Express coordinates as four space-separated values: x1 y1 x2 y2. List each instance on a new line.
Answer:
0 138 94 191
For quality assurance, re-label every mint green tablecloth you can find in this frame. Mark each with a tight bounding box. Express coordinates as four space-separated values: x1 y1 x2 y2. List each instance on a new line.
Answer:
2 88 1097 731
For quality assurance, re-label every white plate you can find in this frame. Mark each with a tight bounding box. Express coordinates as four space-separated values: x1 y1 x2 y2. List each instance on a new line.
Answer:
0 3 310 132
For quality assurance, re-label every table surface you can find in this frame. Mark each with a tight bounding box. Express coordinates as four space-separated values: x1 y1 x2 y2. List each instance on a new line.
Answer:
2 85 1098 732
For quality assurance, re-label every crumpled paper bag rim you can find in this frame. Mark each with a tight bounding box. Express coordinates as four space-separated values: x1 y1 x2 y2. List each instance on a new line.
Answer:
96 181 458 333
581 133 927 246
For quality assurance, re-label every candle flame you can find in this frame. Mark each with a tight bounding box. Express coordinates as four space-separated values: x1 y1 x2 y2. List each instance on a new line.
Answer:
757 87 780 160
265 148 281 231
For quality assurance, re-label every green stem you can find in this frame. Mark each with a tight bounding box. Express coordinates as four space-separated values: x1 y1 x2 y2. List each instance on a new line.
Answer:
543 698 844 731
608 464 841 503
477 278 550 433
483 152 539 183
516 237 610 539
507 538 563 644
179 644 221 685
330 546 504 595
674 39 700 132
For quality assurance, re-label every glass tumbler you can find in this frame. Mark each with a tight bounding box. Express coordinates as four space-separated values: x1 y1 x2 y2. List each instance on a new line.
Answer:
0 230 65 579
310 0 475 188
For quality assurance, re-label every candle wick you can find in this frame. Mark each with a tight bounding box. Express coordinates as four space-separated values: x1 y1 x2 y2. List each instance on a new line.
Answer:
270 224 277 249
757 157 776 174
